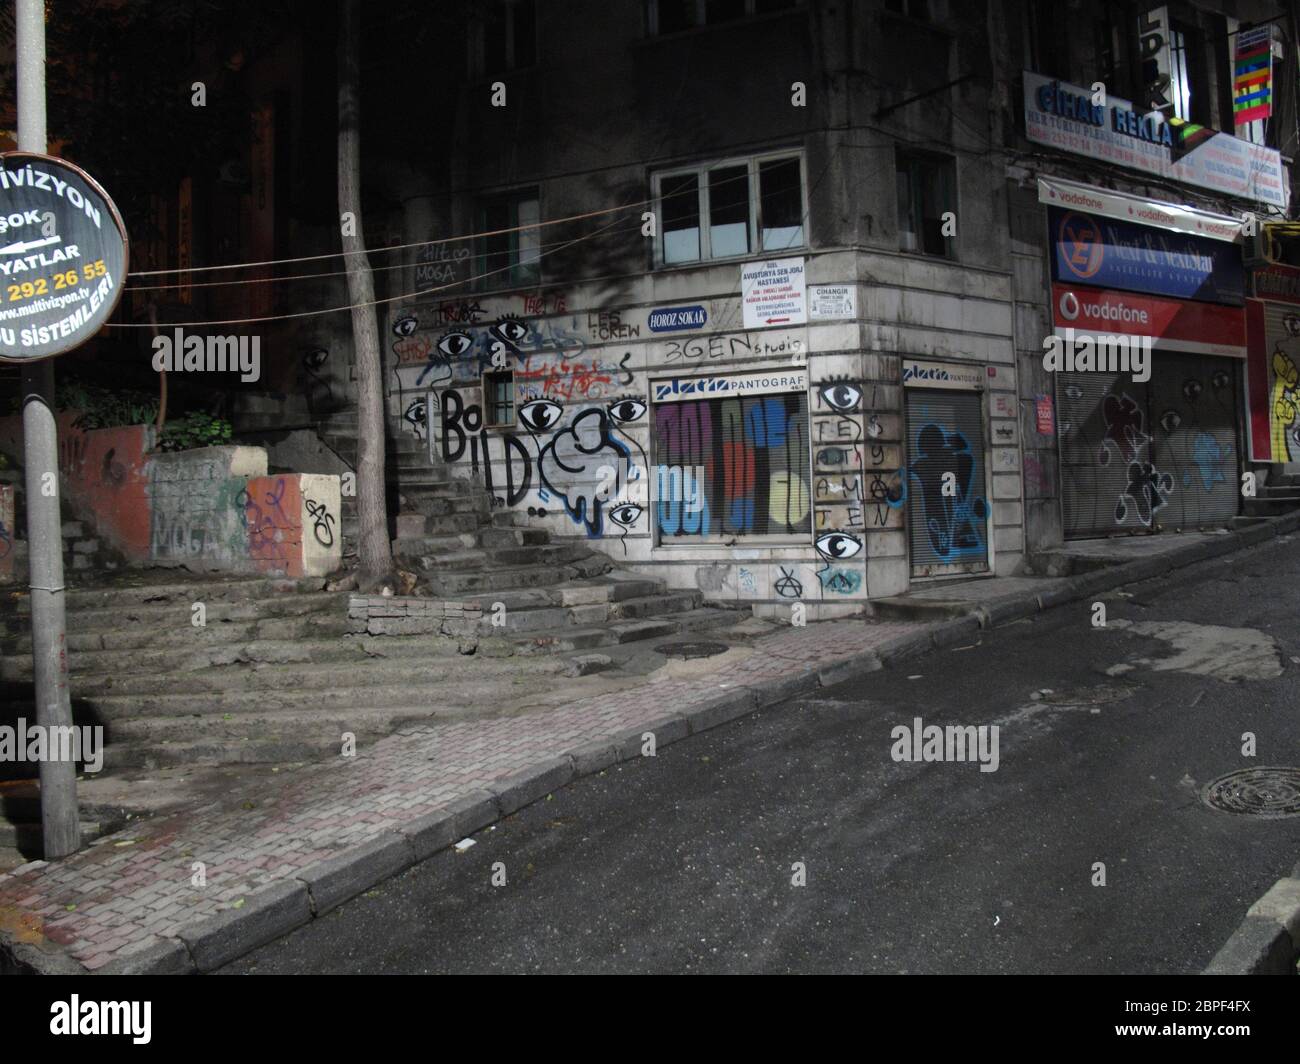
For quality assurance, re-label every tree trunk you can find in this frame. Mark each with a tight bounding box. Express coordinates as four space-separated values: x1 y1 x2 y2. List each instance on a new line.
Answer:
337 0 394 585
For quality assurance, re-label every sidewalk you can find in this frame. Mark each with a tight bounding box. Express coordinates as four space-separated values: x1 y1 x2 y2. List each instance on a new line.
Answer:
3 514 1298 974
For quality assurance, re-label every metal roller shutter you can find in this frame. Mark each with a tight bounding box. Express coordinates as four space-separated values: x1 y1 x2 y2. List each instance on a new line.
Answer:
904 388 989 577
1057 371 1148 537
1148 353 1239 530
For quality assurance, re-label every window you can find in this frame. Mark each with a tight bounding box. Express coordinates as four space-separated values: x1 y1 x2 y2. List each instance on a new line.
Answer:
648 0 800 34
896 151 955 258
473 0 536 79
1168 20 1211 126
884 0 928 18
652 389 812 541
653 153 805 266
474 189 540 289
483 371 515 428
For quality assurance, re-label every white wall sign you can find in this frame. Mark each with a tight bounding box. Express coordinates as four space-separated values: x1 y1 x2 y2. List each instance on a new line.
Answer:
651 368 807 404
902 358 984 390
741 256 807 329
808 284 856 320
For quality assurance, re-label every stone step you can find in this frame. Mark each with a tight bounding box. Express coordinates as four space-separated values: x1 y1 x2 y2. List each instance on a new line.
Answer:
0 591 342 635
102 736 342 770
475 526 551 548
607 590 704 620
100 698 518 747
510 617 683 654
428 562 589 595
13 655 568 714
0 575 325 615
416 543 590 572
2 634 521 690
0 611 350 656
0 819 104 850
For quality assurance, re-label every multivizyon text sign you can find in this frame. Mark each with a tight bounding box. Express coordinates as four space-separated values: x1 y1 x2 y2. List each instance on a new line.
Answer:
0 152 129 362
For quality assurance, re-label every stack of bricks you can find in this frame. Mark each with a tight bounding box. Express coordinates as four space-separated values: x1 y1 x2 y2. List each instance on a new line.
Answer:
347 594 484 637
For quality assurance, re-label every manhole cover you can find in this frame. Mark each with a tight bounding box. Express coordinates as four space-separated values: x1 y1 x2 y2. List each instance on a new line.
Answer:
656 640 729 660
1203 767 1300 818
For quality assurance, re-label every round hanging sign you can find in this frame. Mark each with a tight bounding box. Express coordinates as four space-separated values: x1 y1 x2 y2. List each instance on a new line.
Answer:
0 151 129 362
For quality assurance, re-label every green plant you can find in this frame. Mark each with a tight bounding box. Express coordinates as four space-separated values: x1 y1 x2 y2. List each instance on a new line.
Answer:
65 381 159 431
156 412 233 453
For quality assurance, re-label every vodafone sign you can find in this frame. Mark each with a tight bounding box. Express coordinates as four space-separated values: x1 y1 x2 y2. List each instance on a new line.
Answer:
1051 284 1244 359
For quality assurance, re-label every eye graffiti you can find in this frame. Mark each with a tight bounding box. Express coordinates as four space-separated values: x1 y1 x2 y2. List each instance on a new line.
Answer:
814 531 863 560
392 314 418 337
1182 378 1203 402
1064 384 1083 400
819 381 863 414
1211 369 1230 391
1159 409 1182 434
607 398 647 424
491 318 529 347
609 503 643 527
438 331 473 358
518 398 564 434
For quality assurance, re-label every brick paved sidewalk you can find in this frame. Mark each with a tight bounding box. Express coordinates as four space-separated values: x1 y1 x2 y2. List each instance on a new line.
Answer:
0 614 931 974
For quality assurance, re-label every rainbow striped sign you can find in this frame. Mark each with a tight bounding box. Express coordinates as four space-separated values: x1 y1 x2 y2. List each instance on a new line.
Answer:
1233 25 1273 128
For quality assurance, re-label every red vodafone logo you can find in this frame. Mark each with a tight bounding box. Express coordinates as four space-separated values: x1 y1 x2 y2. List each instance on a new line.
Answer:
1057 211 1103 279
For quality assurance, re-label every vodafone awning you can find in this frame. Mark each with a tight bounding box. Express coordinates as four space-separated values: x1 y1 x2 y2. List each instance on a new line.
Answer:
1050 283 1246 358
1037 177 1247 243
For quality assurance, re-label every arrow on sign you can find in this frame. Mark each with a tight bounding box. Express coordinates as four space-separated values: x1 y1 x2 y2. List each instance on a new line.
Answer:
0 236 60 256
766 317 790 324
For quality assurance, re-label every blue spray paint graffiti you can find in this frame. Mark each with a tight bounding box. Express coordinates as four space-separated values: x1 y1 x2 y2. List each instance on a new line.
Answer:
907 423 988 560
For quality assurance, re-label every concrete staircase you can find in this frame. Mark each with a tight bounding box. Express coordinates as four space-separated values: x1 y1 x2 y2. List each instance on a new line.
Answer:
1239 470 1300 522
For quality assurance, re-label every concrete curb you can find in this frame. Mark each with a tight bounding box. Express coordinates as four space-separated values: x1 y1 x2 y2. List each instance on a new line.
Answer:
1204 876 1300 975
4 513 1294 976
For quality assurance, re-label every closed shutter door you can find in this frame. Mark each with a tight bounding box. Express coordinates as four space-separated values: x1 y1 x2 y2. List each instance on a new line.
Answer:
904 388 989 576
1058 371 1154 537
1149 353 1239 530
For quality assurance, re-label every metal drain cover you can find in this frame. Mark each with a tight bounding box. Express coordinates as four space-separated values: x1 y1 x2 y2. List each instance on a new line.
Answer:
656 640 729 660
1203 767 1300 818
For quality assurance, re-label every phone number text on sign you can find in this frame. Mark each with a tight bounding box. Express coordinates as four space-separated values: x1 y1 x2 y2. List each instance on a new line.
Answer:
0 153 129 362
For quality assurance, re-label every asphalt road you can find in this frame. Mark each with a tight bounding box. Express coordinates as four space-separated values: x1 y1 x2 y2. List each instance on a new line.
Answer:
223 535 1300 974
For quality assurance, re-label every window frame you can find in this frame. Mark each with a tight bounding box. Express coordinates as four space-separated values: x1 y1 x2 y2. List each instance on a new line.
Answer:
650 150 809 268
470 0 538 80
472 186 541 292
895 148 957 261
481 369 516 429
647 0 803 35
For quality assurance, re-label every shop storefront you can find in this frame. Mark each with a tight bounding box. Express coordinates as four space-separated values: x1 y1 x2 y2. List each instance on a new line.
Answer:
1042 181 1247 538
901 358 990 577
1245 263 1300 466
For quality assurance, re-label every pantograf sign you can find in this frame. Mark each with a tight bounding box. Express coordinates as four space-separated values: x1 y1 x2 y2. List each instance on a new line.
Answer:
0 152 129 362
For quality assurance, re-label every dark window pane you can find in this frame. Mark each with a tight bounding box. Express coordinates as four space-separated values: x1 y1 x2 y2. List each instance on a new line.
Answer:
895 157 917 251
662 173 700 263
915 158 951 256
657 0 697 33
483 3 509 78
513 0 536 68
514 195 540 284
709 165 750 258
759 157 803 250
706 0 746 23
897 153 953 258
754 0 798 12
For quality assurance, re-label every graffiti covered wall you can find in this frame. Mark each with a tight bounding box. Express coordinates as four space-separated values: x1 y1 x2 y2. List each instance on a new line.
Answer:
386 253 1021 615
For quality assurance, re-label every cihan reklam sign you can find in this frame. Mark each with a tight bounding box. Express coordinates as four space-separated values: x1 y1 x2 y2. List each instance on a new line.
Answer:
0 152 129 362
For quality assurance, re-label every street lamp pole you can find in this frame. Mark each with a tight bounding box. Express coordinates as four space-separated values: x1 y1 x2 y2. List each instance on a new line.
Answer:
15 0 80 859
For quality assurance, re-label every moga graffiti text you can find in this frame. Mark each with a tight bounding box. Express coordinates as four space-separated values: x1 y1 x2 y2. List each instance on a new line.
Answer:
890 716 999 773
151 326 261 382
0 718 104 773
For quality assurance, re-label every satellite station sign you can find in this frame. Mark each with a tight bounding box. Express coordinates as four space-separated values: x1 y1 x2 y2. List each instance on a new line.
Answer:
0 152 129 362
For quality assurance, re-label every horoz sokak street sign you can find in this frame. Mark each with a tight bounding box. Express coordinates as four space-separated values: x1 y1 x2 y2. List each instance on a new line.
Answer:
0 152 128 362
